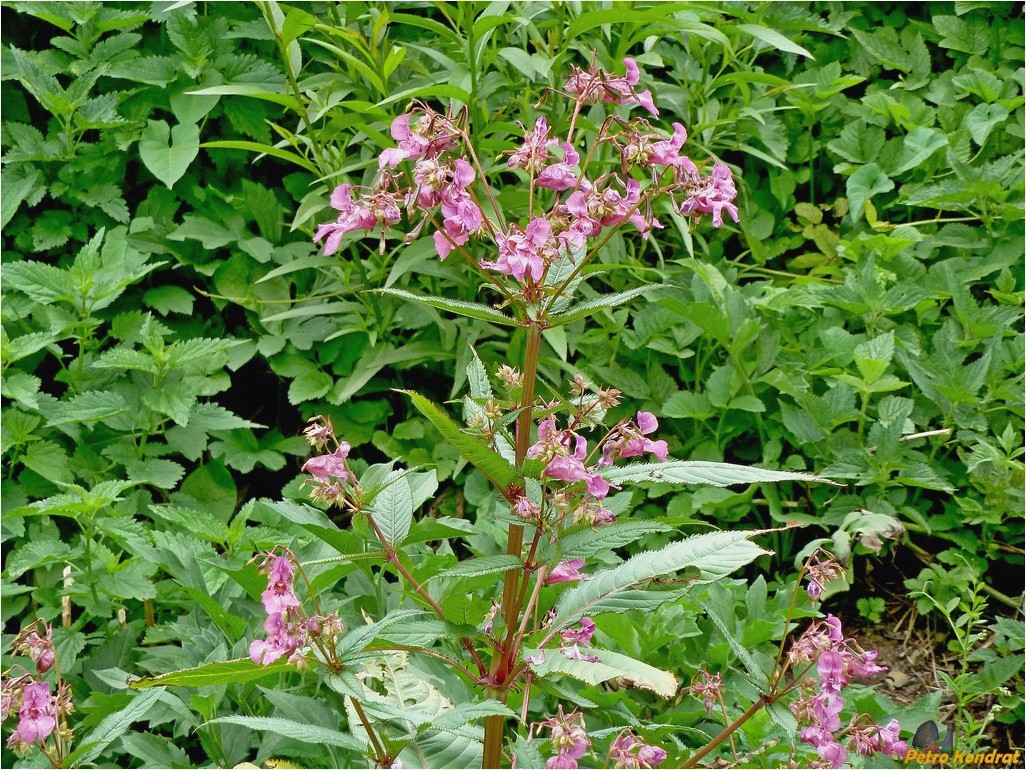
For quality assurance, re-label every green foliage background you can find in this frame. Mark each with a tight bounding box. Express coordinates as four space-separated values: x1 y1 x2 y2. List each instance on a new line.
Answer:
1 1 1023 767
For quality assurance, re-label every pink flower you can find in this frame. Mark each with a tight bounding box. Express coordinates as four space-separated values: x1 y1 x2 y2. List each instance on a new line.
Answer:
540 706 590 766
849 649 887 678
874 719 909 760
585 473 610 499
537 143 581 191
314 185 378 255
302 445 351 484
648 123 689 168
564 58 659 117
678 162 739 227
636 411 658 434
249 612 303 665
483 217 554 283
560 617 596 646
16 682 56 744
378 114 430 169
817 651 847 694
636 745 667 768
546 755 578 769
610 731 667 768
508 117 557 173
560 644 599 662
546 559 586 584
817 740 848 769
546 455 587 482
261 556 301 615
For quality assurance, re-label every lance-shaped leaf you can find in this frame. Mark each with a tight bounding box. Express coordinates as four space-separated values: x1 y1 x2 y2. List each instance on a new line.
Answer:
336 609 431 661
368 470 414 548
525 647 678 698
399 390 519 495
376 288 518 326
437 554 522 579
203 717 364 751
259 499 364 556
601 460 838 487
558 521 671 560
549 286 655 325
553 530 771 627
128 658 293 689
63 688 166 766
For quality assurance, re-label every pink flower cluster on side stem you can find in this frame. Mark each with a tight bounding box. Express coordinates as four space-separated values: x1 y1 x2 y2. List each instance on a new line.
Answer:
250 554 307 666
609 730 668 769
535 706 591 769
2 621 72 755
788 613 906 768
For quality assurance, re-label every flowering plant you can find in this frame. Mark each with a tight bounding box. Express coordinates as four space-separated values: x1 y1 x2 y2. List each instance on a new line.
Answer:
130 57 907 769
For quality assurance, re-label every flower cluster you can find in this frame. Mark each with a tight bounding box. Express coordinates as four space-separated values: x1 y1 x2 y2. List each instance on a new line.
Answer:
249 554 307 666
535 706 591 769
2 621 72 757
688 670 723 716
804 550 844 603
248 551 344 667
609 731 668 769
313 59 739 293
788 614 905 768
301 416 358 508
559 617 598 662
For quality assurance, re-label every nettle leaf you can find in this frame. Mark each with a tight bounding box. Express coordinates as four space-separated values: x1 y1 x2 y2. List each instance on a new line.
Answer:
128 658 292 689
63 688 166 767
400 390 519 495
368 470 414 548
601 461 835 487
553 530 772 627
437 554 522 579
203 717 363 751
525 647 678 698
2 371 42 409
853 331 895 385
47 390 128 426
375 288 519 327
138 119 200 189
896 127 948 174
846 163 894 222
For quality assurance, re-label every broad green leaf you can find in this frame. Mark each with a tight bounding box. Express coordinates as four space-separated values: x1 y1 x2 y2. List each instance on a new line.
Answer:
525 647 678 698
128 658 293 689
601 461 835 487
895 127 947 174
203 716 363 750
400 390 519 494
553 530 772 627
138 119 200 189
738 24 815 59
63 688 166 766
437 555 522 579
846 163 894 222
965 103 1009 146
260 499 363 556
369 470 414 548
376 288 518 326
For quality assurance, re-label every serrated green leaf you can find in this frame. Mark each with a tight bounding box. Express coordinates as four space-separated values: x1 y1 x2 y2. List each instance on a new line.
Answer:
438 554 522 579
47 390 128 426
336 609 430 661
601 461 835 487
559 521 671 560
63 689 166 767
552 286 654 325
203 716 363 750
369 470 414 548
553 530 771 627
400 390 519 495
526 647 678 698
376 288 519 326
128 658 292 689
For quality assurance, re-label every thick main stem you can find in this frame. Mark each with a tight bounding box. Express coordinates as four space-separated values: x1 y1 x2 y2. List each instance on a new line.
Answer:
482 325 544 768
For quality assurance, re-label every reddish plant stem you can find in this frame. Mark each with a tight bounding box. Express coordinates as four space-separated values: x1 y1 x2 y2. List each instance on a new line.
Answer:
364 511 485 675
482 324 544 768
